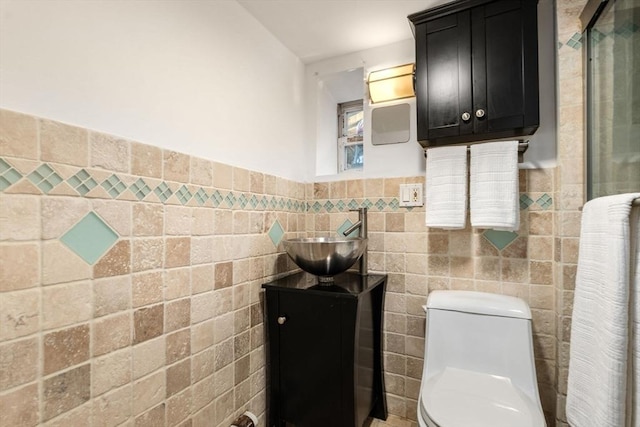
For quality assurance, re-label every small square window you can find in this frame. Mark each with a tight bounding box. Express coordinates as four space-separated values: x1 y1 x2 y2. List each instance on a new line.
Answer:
338 100 363 172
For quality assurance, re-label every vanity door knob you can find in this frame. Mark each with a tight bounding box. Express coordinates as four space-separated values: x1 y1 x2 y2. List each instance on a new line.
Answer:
475 109 486 118
277 316 287 325
461 112 471 121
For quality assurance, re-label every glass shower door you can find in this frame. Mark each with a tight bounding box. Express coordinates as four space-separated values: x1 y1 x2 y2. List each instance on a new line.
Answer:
586 0 640 199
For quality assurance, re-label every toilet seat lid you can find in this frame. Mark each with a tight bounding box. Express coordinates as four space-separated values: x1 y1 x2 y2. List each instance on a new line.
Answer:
421 367 545 427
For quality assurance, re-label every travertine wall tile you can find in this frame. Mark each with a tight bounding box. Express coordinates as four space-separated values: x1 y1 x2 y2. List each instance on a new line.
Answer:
92 348 132 397
42 281 92 330
134 304 164 344
132 336 165 380
0 109 38 159
90 132 130 173
42 242 92 285
133 204 164 236
0 195 40 240
92 384 132 427
131 142 162 178
94 240 131 278
43 364 91 421
0 243 40 292
93 312 132 357
40 120 88 167
132 371 165 416
0 336 39 390
43 324 90 375
164 151 190 183
0 382 39 426
94 276 131 317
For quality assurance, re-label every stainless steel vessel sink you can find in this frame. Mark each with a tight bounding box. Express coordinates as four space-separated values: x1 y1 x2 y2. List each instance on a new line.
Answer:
282 237 367 283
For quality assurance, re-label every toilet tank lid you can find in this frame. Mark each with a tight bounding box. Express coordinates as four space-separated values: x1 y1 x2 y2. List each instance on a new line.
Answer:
426 290 531 319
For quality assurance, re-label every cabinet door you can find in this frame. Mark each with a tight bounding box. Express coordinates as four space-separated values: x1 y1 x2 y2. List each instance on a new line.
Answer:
416 11 473 141
278 292 343 427
472 0 539 134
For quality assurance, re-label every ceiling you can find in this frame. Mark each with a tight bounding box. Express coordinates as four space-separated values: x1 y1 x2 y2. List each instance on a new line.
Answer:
237 0 451 64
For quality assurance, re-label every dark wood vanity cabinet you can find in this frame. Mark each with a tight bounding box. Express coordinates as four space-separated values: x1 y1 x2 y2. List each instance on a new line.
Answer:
262 272 387 427
409 0 539 148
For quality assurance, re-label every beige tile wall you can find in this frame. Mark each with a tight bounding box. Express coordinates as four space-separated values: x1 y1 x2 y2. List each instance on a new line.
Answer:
0 3 590 425
0 109 305 426
309 169 558 425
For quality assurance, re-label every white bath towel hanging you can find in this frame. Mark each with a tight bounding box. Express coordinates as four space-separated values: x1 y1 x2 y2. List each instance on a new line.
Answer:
425 145 468 229
469 141 520 231
567 193 640 427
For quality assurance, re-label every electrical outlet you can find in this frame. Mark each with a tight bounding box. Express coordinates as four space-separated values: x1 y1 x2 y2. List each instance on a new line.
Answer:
399 183 423 207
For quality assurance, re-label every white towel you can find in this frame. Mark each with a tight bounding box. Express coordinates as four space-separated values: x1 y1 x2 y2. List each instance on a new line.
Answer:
469 141 520 231
425 145 468 229
567 193 640 427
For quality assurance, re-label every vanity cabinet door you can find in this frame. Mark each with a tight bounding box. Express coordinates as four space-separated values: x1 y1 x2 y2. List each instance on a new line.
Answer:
272 291 344 427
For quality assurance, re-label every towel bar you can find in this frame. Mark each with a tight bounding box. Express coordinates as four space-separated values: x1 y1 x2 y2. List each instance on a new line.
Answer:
423 141 529 163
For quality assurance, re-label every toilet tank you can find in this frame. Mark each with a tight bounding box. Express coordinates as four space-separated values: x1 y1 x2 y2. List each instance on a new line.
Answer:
423 290 541 404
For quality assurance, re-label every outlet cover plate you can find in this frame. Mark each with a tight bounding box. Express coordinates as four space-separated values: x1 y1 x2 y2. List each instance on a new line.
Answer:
399 183 423 207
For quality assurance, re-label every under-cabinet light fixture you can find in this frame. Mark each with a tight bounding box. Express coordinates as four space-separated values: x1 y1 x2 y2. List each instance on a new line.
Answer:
367 63 415 104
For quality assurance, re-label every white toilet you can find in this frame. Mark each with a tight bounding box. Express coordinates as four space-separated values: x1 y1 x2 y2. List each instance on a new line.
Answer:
418 290 546 427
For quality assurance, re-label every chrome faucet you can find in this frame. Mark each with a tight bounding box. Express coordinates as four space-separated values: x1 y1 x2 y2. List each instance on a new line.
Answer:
342 207 368 276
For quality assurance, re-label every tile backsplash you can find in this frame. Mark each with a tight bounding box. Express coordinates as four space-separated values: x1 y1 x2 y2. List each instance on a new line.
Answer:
0 109 305 426
0 1 587 419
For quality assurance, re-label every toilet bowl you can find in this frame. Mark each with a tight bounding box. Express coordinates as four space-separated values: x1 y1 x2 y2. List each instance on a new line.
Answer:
418 290 546 427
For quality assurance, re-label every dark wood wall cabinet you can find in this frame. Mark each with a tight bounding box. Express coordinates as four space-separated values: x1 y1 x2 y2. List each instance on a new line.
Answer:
409 0 540 148
263 272 387 427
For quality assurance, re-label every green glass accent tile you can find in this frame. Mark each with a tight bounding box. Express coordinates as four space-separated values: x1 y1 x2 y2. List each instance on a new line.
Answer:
0 158 10 174
614 22 638 38
194 188 208 205
0 159 22 191
591 29 607 44
337 219 359 238
130 178 151 200
557 41 563 50
27 164 62 194
286 199 292 210
348 199 359 210
269 197 277 209
375 199 387 211
519 194 534 210
278 198 285 210
362 199 373 209
536 194 553 210
293 201 300 211
154 182 173 202
211 190 223 207
176 186 192 205
60 212 118 264
224 192 236 208
389 199 400 211
268 219 285 247
260 197 268 209
324 200 334 212
68 169 97 196
249 195 259 209
101 175 127 198
238 194 248 209
566 32 582 49
310 201 321 212
483 229 518 251
335 200 346 211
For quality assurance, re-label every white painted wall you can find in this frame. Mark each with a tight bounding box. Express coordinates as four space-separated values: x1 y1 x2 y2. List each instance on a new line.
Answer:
306 39 425 182
0 0 307 181
305 0 557 181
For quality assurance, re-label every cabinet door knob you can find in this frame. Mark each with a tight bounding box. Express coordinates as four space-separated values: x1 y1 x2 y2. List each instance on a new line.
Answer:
475 109 486 118
277 316 287 325
461 112 471 121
